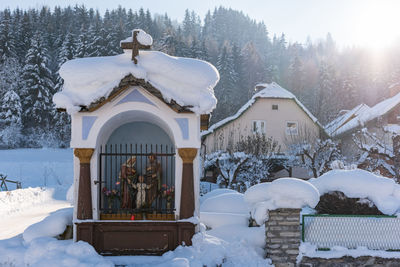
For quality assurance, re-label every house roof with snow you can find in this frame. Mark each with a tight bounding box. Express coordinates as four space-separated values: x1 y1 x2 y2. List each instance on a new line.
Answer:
53 30 219 115
325 104 370 137
202 82 323 136
325 91 400 137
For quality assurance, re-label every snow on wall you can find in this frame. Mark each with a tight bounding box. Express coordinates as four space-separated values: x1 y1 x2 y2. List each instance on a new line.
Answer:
53 30 219 115
244 178 320 225
309 169 400 215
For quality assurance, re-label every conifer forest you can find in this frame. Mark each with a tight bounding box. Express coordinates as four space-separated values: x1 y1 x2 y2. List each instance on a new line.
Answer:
0 5 399 148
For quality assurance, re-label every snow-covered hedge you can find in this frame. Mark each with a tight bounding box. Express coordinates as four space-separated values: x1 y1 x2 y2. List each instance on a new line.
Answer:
309 169 400 215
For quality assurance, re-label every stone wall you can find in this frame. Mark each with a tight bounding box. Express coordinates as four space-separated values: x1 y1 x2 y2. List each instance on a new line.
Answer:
265 208 301 267
300 256 400 266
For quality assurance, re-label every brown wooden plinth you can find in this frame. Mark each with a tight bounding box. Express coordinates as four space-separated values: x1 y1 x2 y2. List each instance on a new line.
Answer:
178 148 197 219
100 213 175 221
74 148 94 220
76 221 195 255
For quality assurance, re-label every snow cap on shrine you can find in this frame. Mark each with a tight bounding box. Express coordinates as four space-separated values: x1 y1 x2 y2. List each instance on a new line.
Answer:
53 29 219 115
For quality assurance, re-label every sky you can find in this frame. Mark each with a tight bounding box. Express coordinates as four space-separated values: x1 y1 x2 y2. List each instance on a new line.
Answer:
2 0 400 50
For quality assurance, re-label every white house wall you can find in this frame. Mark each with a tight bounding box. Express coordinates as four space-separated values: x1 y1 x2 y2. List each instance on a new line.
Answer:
204 98 320 153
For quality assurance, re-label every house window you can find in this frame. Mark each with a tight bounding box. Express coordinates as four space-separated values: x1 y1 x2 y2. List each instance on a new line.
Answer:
272 104 278 110
286 121 298 135
252 120 266 134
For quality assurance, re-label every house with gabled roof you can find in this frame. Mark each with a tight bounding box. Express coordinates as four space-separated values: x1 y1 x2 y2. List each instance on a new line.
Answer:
325 83 400 163
202 82 324 155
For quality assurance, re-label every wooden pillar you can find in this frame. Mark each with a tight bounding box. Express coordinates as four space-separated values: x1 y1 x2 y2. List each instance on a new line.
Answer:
74 148 94 220
178 148 198 219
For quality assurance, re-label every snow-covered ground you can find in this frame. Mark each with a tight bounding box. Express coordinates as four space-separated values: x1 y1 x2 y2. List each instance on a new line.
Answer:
0 149 73 240
0 149 271 267
4 150 399 266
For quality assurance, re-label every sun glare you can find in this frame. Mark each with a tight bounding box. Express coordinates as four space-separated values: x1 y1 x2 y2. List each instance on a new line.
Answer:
353 0 400 52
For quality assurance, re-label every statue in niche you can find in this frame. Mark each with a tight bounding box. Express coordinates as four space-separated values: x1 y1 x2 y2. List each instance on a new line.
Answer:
145 154 162 206
132 175 151 208
119 156 137 209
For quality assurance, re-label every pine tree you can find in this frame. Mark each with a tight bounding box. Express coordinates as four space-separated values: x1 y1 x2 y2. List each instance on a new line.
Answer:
316 60 337 124
75 27 90 58
0 89 22 125
212 45 237 122
21 32 54 130
0 9 16 61
241 42 265 98
288 55 305 97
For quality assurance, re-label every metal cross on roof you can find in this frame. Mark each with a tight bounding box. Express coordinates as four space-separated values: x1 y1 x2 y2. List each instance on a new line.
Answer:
120 30 151 64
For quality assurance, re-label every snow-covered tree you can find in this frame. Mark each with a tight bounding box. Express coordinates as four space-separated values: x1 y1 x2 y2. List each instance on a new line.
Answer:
287 138 341 178
352 128 400 181
21 32 54 130
0 9 16 61
0 89 22 125
205 134 281 192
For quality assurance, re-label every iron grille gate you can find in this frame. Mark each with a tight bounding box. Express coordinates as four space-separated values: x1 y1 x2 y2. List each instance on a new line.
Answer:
99 144 175 218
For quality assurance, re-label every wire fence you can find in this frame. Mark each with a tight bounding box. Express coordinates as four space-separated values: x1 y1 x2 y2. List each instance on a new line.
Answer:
302 214 400 250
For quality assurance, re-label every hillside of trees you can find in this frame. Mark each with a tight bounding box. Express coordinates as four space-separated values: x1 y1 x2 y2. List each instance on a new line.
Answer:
0 5 399 148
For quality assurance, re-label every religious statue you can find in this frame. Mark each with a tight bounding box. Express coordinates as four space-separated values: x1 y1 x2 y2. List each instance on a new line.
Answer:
145 154 162 206
118 156 137 209
132 175 151 209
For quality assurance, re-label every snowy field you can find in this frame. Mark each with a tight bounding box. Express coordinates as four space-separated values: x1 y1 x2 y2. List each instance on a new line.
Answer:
0 149 73 240
0 149 73 199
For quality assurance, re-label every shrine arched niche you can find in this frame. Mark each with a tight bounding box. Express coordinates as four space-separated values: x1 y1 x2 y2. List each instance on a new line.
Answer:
96 110 176 220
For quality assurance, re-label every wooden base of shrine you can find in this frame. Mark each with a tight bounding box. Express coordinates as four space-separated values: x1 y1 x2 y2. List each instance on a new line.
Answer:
75 221 195 255
100 213 175 221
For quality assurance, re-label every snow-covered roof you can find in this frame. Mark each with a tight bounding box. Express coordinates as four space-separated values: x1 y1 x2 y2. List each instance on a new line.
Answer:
53 34 219 115
325 104 370 136
326 92 400 137
202 82 322 136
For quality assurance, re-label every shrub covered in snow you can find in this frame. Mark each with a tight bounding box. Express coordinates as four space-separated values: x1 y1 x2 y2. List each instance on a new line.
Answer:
309 169 400 215
244 178 320 225
315 191 383 215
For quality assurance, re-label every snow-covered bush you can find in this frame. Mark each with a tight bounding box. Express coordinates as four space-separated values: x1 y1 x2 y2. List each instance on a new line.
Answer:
309 169 400 215
204 134 281 191
315 191 383 215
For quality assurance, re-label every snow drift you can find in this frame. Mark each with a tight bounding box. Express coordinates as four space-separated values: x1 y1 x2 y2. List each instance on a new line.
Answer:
200 191 250 228
23 208 73 243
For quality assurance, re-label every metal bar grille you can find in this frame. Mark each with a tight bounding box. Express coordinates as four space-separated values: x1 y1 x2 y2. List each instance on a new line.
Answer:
302 214 400 250
99 144 175 218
